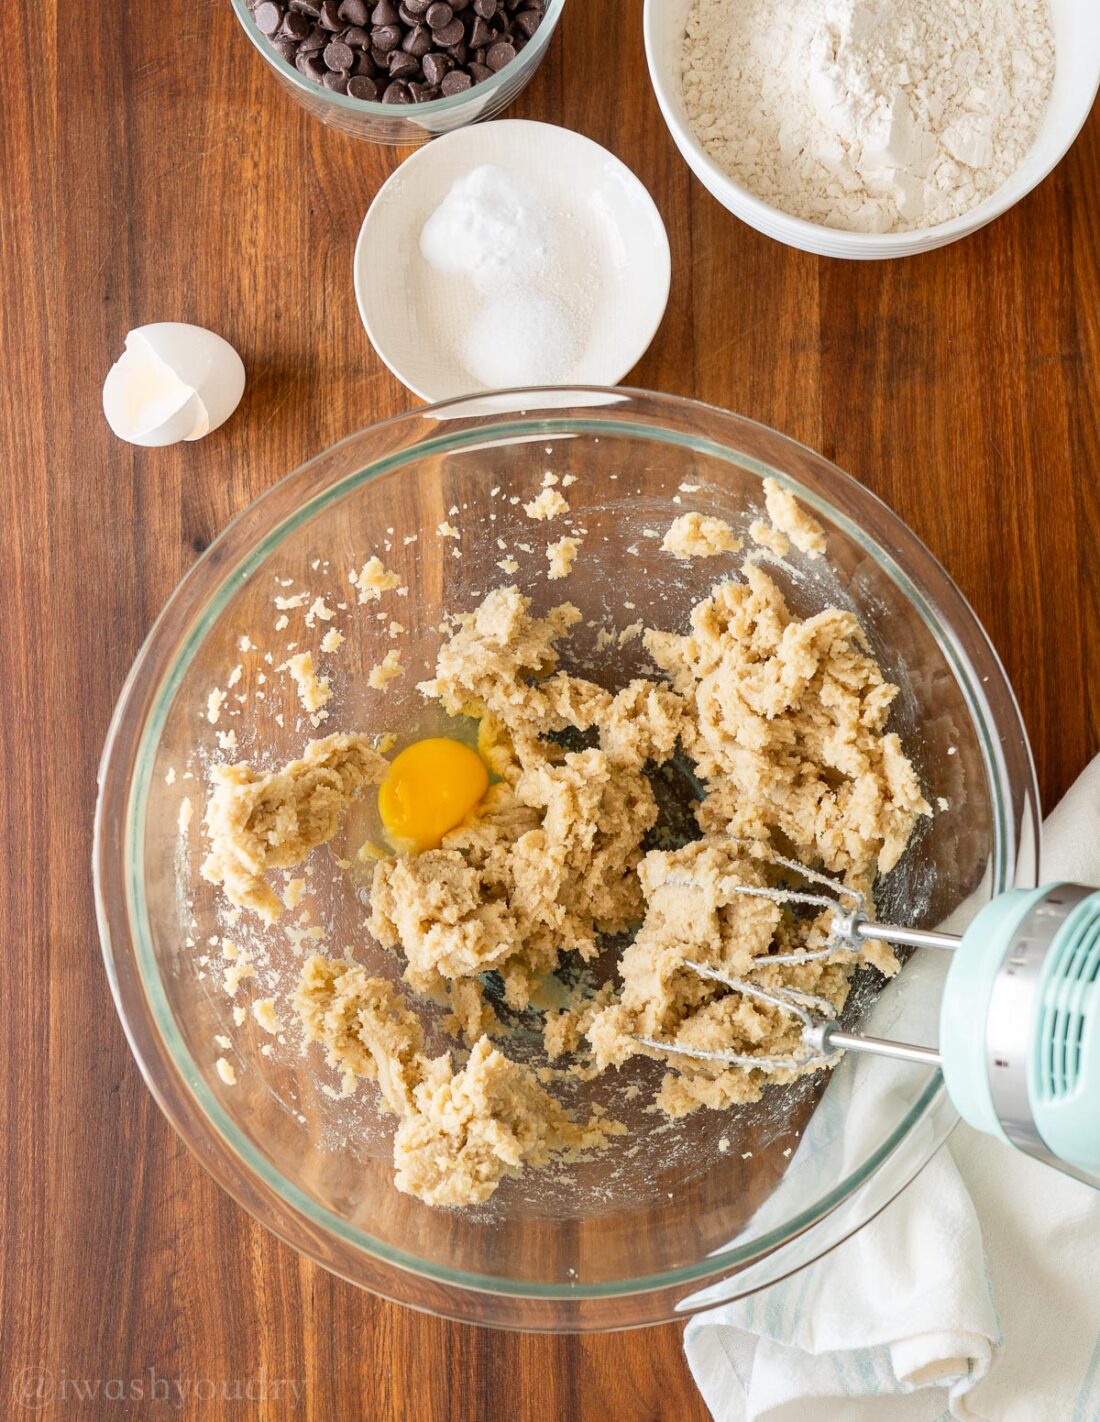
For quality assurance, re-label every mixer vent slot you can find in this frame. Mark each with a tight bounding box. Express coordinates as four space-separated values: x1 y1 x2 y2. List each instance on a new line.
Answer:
1039 902 1100 1100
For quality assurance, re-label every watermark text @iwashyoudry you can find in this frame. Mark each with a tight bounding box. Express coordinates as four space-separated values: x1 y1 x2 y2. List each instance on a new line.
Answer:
10 1365 306 1410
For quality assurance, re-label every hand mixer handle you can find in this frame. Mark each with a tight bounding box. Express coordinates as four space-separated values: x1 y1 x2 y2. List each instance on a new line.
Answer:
837 886 1099 1185
939 883 1100 1187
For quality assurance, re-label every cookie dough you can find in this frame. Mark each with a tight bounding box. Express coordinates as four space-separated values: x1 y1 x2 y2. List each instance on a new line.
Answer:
524 487 569 521
202 506 929 1207
350 556 403 603
749 519 790 557
296 955 621 1207
642 563 925 886
368 648 404 690
282 651 331 714
546 534 580 580
201 732 388 922
662 512 742 559
762 476 826 558
388 566 926 1124
584 837 854 1116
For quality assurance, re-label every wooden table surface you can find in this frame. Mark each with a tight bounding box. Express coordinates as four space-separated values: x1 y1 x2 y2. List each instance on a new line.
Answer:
3 0 1097 1416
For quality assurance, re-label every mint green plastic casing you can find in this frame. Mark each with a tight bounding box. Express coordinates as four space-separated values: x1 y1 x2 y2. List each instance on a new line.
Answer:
939 886 1100 1175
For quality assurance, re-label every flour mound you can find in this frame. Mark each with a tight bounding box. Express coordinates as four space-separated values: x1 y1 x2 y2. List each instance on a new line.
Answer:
682 0 1055 234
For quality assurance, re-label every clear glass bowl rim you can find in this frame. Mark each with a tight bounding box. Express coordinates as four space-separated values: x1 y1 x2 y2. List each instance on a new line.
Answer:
229 0 567 122
94 385 1040 1311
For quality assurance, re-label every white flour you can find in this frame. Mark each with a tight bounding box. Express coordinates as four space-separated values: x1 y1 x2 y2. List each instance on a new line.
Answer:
682 0 1055 233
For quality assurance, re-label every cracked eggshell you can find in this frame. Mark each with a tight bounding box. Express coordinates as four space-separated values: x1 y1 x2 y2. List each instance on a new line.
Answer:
102 323 246 447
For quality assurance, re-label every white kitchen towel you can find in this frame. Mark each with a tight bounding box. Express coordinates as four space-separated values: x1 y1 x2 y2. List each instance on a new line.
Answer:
684 756 1100 1422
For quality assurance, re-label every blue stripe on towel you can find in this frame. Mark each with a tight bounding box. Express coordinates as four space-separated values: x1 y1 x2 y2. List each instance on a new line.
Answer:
1071 1324 1100 1422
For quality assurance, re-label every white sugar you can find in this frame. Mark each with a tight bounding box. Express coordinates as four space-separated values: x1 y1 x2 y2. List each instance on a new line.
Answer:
460 292 580 388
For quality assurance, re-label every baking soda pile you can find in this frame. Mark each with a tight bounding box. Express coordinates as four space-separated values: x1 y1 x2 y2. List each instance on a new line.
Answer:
682 0 1055 233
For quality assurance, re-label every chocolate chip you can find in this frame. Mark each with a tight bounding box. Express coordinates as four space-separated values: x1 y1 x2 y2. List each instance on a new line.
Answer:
402 22 432 54
468 15 492 46
387 48 417 76
251 0 524 102
255 2 284 34
323 38 353 67
440 68 472 93
372 21 402 47
280 9 310 36
485 38 514 69
434 17 464 44
295 49 327 79
421 50 451 83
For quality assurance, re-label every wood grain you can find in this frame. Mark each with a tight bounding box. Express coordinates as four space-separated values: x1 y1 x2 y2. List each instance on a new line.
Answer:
1 1 1097 1417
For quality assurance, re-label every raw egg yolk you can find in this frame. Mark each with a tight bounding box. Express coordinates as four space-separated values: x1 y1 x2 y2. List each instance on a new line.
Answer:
378 738 489 852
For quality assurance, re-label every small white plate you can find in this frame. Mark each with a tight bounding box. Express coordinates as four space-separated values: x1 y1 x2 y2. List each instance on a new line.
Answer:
354 120 671 401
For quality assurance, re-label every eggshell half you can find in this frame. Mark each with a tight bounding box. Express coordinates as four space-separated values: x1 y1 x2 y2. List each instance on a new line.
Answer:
102 323 246 447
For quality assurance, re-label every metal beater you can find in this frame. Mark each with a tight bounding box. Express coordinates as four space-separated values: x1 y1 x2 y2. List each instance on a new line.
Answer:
637 858 1100 1186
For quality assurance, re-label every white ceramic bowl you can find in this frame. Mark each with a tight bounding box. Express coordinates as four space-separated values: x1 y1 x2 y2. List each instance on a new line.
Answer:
354 120 671 399
644 0 1100 260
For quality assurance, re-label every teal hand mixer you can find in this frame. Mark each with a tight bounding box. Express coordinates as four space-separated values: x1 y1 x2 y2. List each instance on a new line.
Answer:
641 867 1100 1186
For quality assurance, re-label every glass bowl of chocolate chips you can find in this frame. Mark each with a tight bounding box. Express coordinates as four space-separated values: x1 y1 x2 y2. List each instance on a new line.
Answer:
233 0 562 143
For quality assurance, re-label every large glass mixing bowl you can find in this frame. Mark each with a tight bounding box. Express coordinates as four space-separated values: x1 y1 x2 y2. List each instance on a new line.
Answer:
94 389 1039 1330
